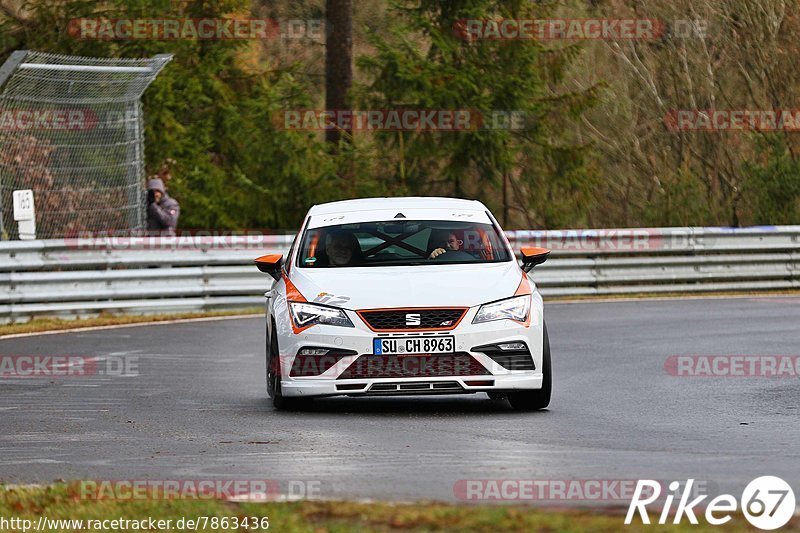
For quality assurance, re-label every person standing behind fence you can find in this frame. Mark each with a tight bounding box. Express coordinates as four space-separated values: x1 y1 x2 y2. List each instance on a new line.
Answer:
146 177 180 236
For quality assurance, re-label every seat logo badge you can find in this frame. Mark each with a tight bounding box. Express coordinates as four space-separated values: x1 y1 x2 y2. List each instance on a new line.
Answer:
405 313 421 326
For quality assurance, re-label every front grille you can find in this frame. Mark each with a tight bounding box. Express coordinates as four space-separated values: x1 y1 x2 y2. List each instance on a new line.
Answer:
357 308 467 331
338 353 490 379
472 343 535 371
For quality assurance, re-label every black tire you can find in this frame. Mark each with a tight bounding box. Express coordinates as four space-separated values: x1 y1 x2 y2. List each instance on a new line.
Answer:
507 322 552 411
266 323 278 397
267 326 312 411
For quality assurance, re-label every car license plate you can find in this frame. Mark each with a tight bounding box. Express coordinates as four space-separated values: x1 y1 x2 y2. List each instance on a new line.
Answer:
373 336 454 355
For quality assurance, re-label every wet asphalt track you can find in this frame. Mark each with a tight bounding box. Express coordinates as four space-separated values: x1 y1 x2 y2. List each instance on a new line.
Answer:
0 296 798 504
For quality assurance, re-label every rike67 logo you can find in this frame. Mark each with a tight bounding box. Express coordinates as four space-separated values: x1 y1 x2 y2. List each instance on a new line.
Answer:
626 476 796 530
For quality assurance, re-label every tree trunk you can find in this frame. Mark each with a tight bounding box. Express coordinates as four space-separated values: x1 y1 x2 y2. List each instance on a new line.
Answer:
325 0 353 147
502 172 509 226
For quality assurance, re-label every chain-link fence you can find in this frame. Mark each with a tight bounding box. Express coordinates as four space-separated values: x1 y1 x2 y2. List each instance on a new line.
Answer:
0 50 171 240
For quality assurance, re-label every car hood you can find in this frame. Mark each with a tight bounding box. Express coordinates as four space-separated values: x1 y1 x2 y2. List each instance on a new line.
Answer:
287 262 524 310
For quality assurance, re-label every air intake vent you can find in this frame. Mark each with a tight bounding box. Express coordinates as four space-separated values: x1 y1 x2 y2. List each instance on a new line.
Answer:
290 347 358 377
366 381 463 394
472 343 535 371
338 353 490 379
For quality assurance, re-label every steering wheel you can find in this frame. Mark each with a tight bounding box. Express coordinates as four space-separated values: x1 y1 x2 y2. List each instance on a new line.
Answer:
432 250 473 261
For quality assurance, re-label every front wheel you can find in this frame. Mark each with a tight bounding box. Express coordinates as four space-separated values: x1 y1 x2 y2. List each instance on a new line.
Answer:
267 326 312 411
507 322 552 411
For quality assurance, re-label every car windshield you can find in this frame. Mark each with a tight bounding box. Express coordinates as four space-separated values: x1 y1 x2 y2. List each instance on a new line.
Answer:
296 220 512 268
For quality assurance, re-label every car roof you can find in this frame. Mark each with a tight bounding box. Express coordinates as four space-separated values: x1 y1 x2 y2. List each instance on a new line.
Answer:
308 197 487 216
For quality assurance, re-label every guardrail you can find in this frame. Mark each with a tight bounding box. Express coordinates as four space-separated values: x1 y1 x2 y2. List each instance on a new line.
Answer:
1 226 799 322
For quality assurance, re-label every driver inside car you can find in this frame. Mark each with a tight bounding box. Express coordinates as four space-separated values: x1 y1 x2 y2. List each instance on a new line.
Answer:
428 230 464 259
325 231 362 266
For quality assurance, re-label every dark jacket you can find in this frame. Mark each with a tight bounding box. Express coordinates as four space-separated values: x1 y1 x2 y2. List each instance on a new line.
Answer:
146 178 180 236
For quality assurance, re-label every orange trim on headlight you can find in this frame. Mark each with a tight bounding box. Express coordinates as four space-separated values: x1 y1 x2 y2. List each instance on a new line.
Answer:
282 272 313 334
513 273 532 327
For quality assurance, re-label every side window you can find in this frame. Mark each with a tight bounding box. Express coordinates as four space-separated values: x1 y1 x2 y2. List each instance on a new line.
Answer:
291 217 312 269
298 229 322 267
285 235 297 274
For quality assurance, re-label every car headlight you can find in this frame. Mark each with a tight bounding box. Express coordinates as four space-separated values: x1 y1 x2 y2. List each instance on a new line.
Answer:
472 295 530 324
289 302 354 328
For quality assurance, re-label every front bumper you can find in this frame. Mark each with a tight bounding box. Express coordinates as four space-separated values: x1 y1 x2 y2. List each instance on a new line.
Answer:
277 305 545 398
282 373 544 398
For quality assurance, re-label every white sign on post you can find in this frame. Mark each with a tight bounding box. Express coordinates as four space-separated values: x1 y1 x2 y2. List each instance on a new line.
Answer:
12 189 36 240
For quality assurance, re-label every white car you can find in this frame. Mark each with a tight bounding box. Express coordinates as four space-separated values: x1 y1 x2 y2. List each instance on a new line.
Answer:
256 197 551 410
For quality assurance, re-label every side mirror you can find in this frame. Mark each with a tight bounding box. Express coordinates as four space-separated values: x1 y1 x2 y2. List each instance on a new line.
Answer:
255 254 284 281
520 247 550 273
